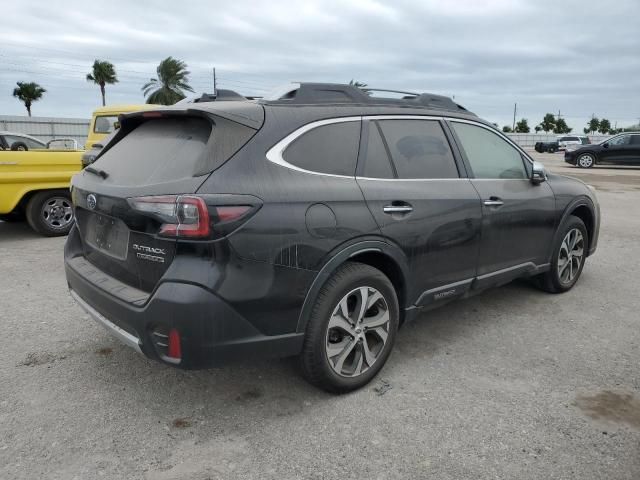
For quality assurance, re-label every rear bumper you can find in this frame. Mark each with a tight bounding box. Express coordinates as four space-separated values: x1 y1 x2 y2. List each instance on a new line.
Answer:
65 257 304 369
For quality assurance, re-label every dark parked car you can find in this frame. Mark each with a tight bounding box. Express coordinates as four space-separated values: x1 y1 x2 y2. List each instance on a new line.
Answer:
534 135 589 154
565 132 640 168
65 83 600 392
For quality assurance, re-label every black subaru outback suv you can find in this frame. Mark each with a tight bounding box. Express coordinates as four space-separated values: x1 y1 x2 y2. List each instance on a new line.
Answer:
65 83 600 392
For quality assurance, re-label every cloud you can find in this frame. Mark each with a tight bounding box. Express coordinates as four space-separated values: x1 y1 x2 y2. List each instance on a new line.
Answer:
1 0 639 129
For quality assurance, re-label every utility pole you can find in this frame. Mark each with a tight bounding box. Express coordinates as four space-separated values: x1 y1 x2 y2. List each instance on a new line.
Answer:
557 110 562 120
212 68 217 95
512 103 517 132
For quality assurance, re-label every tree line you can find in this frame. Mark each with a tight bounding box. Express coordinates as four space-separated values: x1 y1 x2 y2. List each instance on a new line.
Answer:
501 113 637 135
11 57 194 116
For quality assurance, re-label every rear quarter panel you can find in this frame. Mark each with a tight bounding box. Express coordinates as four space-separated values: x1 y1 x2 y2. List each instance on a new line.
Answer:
0 150 82 213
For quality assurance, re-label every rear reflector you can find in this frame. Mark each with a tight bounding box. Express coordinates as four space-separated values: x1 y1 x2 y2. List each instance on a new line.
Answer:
142 111 165 118
168 328 181 360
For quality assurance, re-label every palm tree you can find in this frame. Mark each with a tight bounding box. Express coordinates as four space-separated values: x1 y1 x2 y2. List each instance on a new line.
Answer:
142 57 194 105
12 82 46 117
86 60 118 106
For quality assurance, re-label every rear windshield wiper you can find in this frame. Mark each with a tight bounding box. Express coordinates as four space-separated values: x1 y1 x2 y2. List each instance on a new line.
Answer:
85 166 109 179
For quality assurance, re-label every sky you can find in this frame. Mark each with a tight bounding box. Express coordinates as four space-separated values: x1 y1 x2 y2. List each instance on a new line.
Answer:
1 0 639 131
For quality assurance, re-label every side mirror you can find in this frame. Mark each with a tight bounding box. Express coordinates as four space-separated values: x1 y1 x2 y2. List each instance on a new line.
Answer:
531 161 547 184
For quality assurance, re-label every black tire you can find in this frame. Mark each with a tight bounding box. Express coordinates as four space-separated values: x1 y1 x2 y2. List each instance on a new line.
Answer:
548 145 557 153
10 142 28 151
300 262 399 393
535 216 588 293
25 191 74 236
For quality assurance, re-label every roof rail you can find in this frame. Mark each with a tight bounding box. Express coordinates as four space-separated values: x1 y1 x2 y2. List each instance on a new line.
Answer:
260 82 470 113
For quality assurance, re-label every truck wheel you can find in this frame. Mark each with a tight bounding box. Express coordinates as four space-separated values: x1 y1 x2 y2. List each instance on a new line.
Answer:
548 146 557 153
25 191 74 236
10 142 28 151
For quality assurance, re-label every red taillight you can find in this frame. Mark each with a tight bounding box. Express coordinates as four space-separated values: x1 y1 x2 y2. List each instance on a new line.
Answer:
167 328 181 359
128 195 210 239
216 206 251 222
128 195 253 239
159 196 211 238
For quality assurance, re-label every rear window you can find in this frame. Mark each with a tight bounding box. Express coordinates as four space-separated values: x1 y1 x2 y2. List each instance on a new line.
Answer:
283 121 360 176
94 117 212 185
94 115 119 134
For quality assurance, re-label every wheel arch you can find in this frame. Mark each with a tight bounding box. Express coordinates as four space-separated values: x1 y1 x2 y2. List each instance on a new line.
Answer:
3 185 70 215
570 203 595 253
296 240 411 334
550 197 597 260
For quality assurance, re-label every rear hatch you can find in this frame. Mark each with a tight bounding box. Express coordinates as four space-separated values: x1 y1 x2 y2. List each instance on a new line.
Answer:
70 105 263 293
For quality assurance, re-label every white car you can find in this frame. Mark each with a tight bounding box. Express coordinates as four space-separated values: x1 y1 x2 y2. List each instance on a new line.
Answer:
557 135 590 150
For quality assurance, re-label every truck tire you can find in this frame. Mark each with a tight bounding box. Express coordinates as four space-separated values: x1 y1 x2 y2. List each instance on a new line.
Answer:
548 145 557 153
25 191 74 236
10 142 28 151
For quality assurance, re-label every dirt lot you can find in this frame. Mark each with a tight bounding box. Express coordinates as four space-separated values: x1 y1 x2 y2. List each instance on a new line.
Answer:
1 154 639 479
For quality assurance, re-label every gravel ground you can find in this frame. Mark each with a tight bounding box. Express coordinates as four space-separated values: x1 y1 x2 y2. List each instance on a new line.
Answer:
1 156 639 479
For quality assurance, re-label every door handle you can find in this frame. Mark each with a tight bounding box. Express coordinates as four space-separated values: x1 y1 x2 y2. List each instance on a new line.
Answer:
383 204 413 214
483 197 504 207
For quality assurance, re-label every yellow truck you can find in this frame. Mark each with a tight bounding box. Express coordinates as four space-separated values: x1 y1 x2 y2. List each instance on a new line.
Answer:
0 105 150 236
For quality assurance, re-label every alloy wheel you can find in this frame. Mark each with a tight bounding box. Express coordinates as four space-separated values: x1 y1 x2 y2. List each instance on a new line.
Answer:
325 286 390 378
578 154 594 168
557 228 584 284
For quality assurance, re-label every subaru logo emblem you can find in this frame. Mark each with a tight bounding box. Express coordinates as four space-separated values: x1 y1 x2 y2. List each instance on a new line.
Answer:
87 194 97 210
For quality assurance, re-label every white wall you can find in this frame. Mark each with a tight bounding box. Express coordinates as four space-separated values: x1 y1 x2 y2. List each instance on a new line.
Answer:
0 115 90 147
506 133 610 148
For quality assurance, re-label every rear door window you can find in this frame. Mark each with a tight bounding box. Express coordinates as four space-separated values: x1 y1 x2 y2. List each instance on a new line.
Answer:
362 122 394 179
94 117 212 185
376 119 459 179
94 116 119 134
283 121 360 176
451 122 527 179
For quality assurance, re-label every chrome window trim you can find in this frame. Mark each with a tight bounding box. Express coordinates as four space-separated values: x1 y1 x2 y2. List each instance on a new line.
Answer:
265 116 361 179
266 114 465 180
363 114 444 121
356 177 467 182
